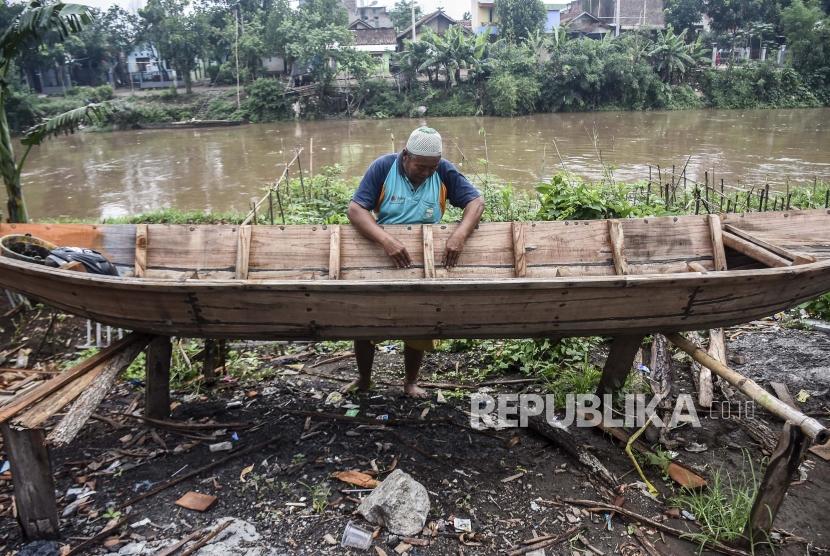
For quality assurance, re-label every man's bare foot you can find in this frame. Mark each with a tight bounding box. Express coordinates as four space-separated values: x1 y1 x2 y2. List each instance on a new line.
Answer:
404 383 429 398
356 377 372 392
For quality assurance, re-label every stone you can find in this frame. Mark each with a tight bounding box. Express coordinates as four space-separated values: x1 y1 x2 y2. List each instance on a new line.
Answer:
358 469 430 536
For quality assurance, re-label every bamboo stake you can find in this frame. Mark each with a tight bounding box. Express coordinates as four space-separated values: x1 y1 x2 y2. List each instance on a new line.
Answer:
667 333 829 444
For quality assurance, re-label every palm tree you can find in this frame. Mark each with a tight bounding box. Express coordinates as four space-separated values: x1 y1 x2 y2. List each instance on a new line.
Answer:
0 1 108 222
649 25 696 84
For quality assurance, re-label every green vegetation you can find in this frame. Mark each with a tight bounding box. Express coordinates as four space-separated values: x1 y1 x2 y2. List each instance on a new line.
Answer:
2 0 828 137
672 458 760 549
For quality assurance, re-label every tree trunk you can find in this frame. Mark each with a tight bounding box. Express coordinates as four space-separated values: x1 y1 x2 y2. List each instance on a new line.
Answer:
185 71 192 95
0 95 28 223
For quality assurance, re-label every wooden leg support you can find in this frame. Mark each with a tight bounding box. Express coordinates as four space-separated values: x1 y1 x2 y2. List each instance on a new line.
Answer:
742 422 809 547
203 339 216 386
1 424 59 540
596 335 646 399
145 336 172 419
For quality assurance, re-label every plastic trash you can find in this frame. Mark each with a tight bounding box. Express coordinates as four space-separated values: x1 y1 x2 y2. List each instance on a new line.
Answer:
340 520 373 550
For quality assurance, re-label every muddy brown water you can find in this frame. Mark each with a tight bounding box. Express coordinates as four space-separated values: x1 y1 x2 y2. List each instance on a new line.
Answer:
17 108 830 220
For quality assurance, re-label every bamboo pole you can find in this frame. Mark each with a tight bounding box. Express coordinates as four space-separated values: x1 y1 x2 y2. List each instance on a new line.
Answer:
667 333 829 444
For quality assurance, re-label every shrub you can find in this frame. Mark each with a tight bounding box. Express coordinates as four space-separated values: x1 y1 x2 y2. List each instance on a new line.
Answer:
239 78 291 122
485 72 539 116
700 63 820 109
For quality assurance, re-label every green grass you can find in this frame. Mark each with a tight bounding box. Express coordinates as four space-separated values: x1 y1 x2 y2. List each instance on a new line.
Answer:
671 457 760 550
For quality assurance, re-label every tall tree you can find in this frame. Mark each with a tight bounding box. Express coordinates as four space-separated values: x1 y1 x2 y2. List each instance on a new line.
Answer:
389 0 422 32
0 1 103 222
495 0 546 44
781 0 830 94
139 0 208 94
664 0 704 34
283 0 352 90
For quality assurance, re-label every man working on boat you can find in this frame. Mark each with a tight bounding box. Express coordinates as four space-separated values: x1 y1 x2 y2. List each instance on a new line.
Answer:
348 126 485 397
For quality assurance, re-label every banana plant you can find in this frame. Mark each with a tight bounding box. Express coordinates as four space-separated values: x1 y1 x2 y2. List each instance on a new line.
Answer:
0 1 103 223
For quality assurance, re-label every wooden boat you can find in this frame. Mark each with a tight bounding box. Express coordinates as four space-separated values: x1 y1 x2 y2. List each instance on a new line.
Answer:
0 209 828 340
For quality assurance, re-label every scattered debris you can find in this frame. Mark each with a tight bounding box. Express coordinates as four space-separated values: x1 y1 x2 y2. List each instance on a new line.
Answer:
340 520 373 550
175 491 218 512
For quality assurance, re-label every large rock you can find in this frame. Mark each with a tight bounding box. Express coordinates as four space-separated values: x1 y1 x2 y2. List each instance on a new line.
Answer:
358 469 430 536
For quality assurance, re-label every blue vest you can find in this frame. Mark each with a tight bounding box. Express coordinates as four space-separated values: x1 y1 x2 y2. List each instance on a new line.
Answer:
375 159 446 225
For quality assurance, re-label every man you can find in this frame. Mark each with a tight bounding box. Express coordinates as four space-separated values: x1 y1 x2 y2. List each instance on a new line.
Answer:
347 126 485 397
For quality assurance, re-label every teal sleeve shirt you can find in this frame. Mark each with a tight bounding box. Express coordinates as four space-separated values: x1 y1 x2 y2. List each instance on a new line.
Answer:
352 153 481 225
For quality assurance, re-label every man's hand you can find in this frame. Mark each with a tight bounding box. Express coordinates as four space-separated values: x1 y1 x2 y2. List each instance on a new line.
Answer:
443 232 466 268
383 236 412 268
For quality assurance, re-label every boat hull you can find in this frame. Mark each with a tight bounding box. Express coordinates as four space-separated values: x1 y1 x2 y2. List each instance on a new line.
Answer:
0 255 827 340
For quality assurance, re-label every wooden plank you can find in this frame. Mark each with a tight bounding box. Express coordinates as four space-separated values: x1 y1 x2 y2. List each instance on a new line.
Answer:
687 261 708 273
234 225 252 280
0 333 149 424
329 225 341 280
709 214 727 271
144 225 237 279
511 222 527 278
0 223 136 267
1 425 58 540
248 225 330 280
134 224 147 278
742 423 808 547
422 225 435 279
722 231 792 268
608 220 629 276
145 336 172 419
621 216 716 274
202 339 217 386
47 338 147 445
526 220 611 278
724 224 812 264
14 363 108 429
722 210 830 260
596 335 645 398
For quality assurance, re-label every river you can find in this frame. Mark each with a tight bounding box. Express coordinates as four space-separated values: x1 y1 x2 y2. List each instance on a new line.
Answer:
18 107 830 220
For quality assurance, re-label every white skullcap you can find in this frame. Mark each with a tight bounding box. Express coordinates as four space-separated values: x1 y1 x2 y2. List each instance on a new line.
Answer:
406 126 442 157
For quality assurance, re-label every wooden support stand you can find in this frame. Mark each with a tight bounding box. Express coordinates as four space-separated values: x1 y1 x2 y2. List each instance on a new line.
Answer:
742 422 809 547
203 339 217 386
596 335 645 398
145 336 172 419
1 424 59 540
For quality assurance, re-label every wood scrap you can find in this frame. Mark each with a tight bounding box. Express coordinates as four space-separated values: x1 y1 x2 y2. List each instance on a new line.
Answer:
48 339 147 445
506 524 584 556
769 382 797 409
180 519 233 556
527 414 616 486
155 528 207 556
563 498 750 556
66 516 129 556
0 333 150 424
117 413 252 431
116 436 281 510
649 334 673 409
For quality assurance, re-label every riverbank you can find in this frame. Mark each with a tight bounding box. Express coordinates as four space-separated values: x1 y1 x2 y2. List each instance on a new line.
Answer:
7 60 827 135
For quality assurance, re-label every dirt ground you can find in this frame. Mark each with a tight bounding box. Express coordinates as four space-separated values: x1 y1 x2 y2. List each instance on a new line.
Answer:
0 308 828 556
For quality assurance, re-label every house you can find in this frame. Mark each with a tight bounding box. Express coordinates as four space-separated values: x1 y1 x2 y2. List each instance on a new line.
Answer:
354 0 393 29
560 0 665 34
396 10 466 49
469 1 566 34
349 19 397 74
126 44 179 89
560 11 613 38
